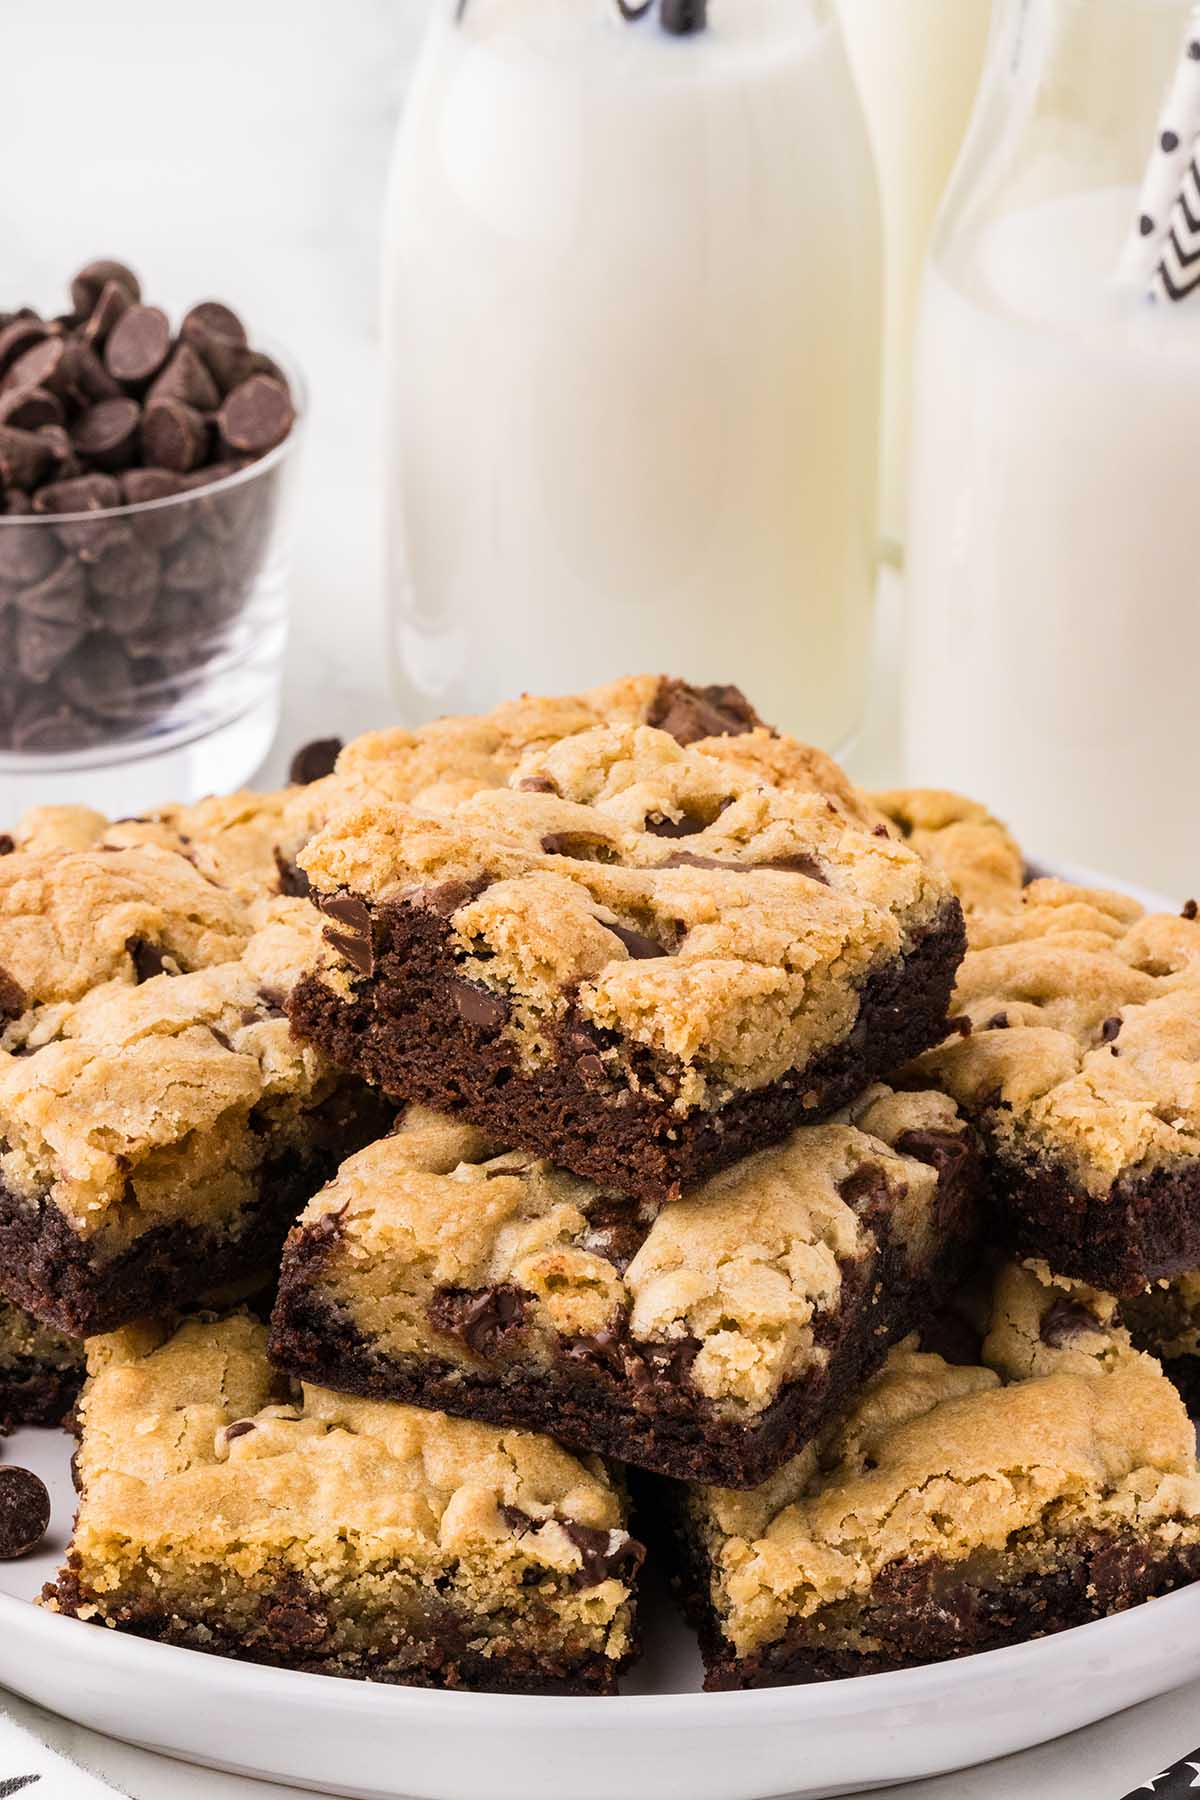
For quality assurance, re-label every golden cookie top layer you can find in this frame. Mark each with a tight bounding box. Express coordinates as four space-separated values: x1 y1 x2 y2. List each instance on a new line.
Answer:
301 725 953 1110
70 1312 637 1604
0 900 337 1243
871 788 1025 914
297 1089 968 1416
0 843 250 1018
691 1260 1200 1655
912 880 1200 1189
11 677 775 905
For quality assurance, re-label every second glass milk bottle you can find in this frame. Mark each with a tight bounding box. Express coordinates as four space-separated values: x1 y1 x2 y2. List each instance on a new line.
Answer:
905 0 1200 896
381 0 882 752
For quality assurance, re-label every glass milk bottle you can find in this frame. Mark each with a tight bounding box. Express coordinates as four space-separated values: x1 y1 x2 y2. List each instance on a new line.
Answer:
905 0 1200 898
382 0 882 752
834 0 994 555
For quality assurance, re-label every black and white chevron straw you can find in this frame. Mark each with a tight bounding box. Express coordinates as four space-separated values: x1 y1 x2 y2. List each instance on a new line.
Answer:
1121 1748 1200 1797
1120 3 1200 304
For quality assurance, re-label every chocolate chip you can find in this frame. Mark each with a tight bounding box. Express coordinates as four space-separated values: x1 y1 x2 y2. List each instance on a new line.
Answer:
0 316 49 380
4 337 69 400
147 343 221 413
837 1162 892 1214
15 610 87 682
559 1519 646 1590
0 836 14 856
224 1418 256 1442
72 396 141 471
33 472 121 515
894 1127 972 1183
605 919 666 960
182 300 247 349
0 424 53 490
17 556 87 624
518 775 558 794
757 852 829 882
1183 899 1198 921
0 966 27 1020
448 976 510 1030
218 375 293 456
646 677 761 746
71 259 141 318
645 812 707 839
0 1466 50 1558
428 1284 529 1357
0 386 63 431
318 892 375 977
660 0 705 29
540 832 618 862
59 340 122 403
1040 1296 1101 1348
0 521 59 585
81 278 133 347
986 1011 1009 1030
1101 1015 1122 1043
945 1015 973 1039
125 936 169 982
104 305 171 388
273 847 311 898
141 398 208 472
288 736 343 785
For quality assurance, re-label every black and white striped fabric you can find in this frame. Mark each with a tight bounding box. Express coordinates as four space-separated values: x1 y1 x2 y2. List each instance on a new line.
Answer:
1122 1747 1200 1796
1154 150 1200 302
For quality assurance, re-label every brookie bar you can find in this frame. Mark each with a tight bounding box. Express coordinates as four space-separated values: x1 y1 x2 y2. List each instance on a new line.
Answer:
47 1311 642 1695
269 1089 980 1487
665 1260 1200 1688
288 719 964 1201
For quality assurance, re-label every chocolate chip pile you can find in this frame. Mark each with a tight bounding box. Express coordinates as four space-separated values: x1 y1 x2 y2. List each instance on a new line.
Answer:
0 259 297 755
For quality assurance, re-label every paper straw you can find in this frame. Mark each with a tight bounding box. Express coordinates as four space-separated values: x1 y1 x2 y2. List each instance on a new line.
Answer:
1118 4 1200 296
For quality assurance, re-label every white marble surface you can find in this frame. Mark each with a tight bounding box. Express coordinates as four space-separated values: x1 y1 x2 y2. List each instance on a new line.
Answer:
0 3 1193 1794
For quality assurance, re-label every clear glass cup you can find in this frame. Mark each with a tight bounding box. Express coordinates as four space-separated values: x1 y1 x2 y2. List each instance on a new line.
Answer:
0 361 303 817
905 0 1200 897
382 0 882 754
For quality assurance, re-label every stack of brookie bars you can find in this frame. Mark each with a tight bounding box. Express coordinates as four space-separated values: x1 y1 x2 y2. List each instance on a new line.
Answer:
2 675 1199 1693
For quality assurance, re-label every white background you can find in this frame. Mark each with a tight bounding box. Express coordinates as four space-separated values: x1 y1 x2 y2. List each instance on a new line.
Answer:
0 3 1196 1795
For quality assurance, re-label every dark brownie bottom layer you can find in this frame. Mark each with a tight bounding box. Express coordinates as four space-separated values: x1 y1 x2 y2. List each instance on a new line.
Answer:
0 1090 393 1338
50 1565 625 1697
663 1515 1200 1690
0 1358 82 1430
269 1134 980 1487
289 897 965 1205
990 1147 1200 1297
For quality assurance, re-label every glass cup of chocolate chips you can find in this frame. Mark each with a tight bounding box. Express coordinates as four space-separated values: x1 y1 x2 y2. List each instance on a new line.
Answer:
0 260 304 813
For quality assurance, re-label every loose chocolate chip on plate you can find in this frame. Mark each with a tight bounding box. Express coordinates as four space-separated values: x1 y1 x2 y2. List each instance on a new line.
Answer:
288 736 342 785
73 395 142 471
104 304 172 387
70 258 141 318
0 1466 51 1559
218 375 294 456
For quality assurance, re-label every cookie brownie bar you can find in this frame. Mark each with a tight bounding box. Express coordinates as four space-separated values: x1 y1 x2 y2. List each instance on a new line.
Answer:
270 1089 980 1487
909 875 1200 1294
10 675 787 905
0 899 390 1337
665 1259 1200 1688
0 1298 82 1428
47 1312 641 1694
289 723 963 1201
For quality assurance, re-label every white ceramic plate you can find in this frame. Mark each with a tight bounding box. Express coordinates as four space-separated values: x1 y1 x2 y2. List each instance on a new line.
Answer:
0 864 1186 1800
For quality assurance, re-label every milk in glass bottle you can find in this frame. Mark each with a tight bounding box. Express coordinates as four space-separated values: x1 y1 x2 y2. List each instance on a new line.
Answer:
382 0 882 751
906 0 1200 896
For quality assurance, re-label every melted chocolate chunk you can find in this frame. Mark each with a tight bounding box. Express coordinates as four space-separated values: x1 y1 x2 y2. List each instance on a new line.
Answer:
1040 1296 1102 1349
582 1192 649 1273
288 736 343 786
0 966 26 1021
837 1162 892 1216
986 1011 1009 1031
224 1418 256 1442
125 936 169 983
894 1127 972 1182
318 892 374 976
605 919 667 960
0 1466 51 1559
1101 1015 1122 1044
274 846 310 898
518 776 558 794
645 812 707 840
428 1284 529 1358
559 1519 646 1590
447 977 510 1032
646 678 760 746
540 832 618 863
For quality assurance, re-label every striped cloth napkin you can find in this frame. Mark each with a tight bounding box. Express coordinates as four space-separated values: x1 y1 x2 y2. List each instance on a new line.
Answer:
0 1710 122 1798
